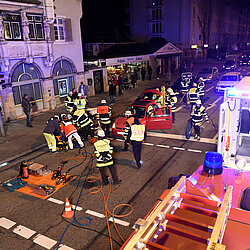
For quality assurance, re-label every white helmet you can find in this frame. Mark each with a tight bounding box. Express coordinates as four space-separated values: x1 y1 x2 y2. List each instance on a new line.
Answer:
97 129 105 137
101 99 106 104
196 100 201 105
69 91 73 95
54 115 60 120
78 93 82 97
67 114 72 120
125 110 132 116
199 77 204 82
167 88 173 94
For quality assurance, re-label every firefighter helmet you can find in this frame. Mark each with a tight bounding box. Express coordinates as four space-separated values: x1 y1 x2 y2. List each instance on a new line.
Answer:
125 110 132 116
101 99 106 104
97 129 105 137
196 100 201 105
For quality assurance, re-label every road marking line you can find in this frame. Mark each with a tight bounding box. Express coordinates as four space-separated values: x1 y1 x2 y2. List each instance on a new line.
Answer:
85 210 105 218
116 139 124 142
108 217 130 227
0 217 16 229
205 86 214 92
33 234 57 250
72 205 83 211
142 142 154 146
148 132 217 144
175 106 184 112
13 225 36 239
173 147 185 151
156 145 170 148
187 149 202 153
58 245 75 250
47 198 64 205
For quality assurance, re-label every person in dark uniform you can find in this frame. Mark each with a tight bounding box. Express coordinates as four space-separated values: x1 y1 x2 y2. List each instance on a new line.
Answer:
96 100 111 136
127 117 146 169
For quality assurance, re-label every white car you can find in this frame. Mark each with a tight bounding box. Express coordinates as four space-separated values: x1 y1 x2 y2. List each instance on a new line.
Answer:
216 72 243 93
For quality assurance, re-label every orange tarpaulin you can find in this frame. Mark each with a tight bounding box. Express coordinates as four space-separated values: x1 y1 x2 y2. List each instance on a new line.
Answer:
17 173 75 200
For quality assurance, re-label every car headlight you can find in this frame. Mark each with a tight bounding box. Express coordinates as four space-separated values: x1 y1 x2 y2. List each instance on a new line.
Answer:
112 123 116 129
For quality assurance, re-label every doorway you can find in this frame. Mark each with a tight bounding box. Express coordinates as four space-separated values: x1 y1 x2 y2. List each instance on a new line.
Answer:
94 70 104 94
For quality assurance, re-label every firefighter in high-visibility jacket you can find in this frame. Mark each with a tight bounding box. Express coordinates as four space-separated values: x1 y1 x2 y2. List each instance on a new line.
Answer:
181 79 190 104
73 93 87 116
166 88 177 123
122 110 135 151
96 99 111 136
127 117 146 169
197 77 205 103
72 112 94 141
94 129 121 185
190 100 209 140
60 114 84 149
188 82 199 108
65 91 75 113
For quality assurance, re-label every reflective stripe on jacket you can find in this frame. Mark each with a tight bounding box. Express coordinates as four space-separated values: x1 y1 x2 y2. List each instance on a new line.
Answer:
94 139 113 167
124 117 135 139
74 99 86 110
130 124 145 142
61 120 77 137
189 88 199 103
191 105 208 124
97 105 111 124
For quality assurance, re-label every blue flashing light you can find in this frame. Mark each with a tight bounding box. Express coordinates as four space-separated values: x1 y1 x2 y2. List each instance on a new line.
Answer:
203 152 223 175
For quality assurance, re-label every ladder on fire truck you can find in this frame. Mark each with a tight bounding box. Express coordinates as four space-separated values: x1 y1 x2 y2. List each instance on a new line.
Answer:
122 176 233 250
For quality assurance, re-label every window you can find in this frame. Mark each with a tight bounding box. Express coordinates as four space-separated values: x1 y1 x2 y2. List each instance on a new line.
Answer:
152 9 162 20
3 14 22 40
152 0 162 6
54 18 65 41
11 63 42 105
27 14 44 40
52 59 75 97
152 22 162 34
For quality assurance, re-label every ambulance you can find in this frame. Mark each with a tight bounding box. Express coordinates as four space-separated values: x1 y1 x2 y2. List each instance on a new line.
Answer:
217 75 250 171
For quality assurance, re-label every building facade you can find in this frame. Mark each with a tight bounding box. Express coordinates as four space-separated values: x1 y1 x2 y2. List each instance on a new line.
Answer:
0 0 87 121
130 0 250 57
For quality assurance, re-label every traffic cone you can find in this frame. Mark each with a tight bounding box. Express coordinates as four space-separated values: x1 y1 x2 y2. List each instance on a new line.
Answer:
62 198 74 218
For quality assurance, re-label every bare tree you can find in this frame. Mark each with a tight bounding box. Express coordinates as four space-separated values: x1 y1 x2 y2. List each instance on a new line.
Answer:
197 0 211 57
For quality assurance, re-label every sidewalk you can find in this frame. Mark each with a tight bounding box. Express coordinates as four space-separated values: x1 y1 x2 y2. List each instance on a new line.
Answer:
0 76 175 163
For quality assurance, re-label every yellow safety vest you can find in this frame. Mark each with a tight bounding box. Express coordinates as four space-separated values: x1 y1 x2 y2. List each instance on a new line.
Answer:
130 124 145 142
94 139 113 167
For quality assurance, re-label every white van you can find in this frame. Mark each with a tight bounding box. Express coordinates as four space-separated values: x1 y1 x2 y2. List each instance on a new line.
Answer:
216 72 243 93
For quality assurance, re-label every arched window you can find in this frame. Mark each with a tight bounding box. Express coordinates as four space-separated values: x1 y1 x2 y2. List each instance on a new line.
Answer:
52 59 75 97
11 63 42 105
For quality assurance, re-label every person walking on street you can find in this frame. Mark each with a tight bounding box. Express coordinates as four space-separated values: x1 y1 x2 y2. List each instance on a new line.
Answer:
130 73 136 88
43 115 61 153
141 67 146 81
188 82 199 110
78 82 88 101
60 114 84 150
148 65 152 80
94 129 121 185
181 79 190 104
96 100 112 137
122 110 135 151
109 81 116 104
127 117 146 169
118 74 123 95
21 94 32 127
190 100 209 140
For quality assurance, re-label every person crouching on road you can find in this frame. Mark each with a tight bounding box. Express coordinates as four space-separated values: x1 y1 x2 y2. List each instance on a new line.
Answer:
190 100 209 140
43 115 61 153
122 110 134 151
94 129 121 185
60 114 84 150
96 99 111 137
128 117 146 169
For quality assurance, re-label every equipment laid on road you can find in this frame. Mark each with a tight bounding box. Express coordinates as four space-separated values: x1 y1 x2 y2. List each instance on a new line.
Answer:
19 161 29 179
62 197 74 218
26 183 55 196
